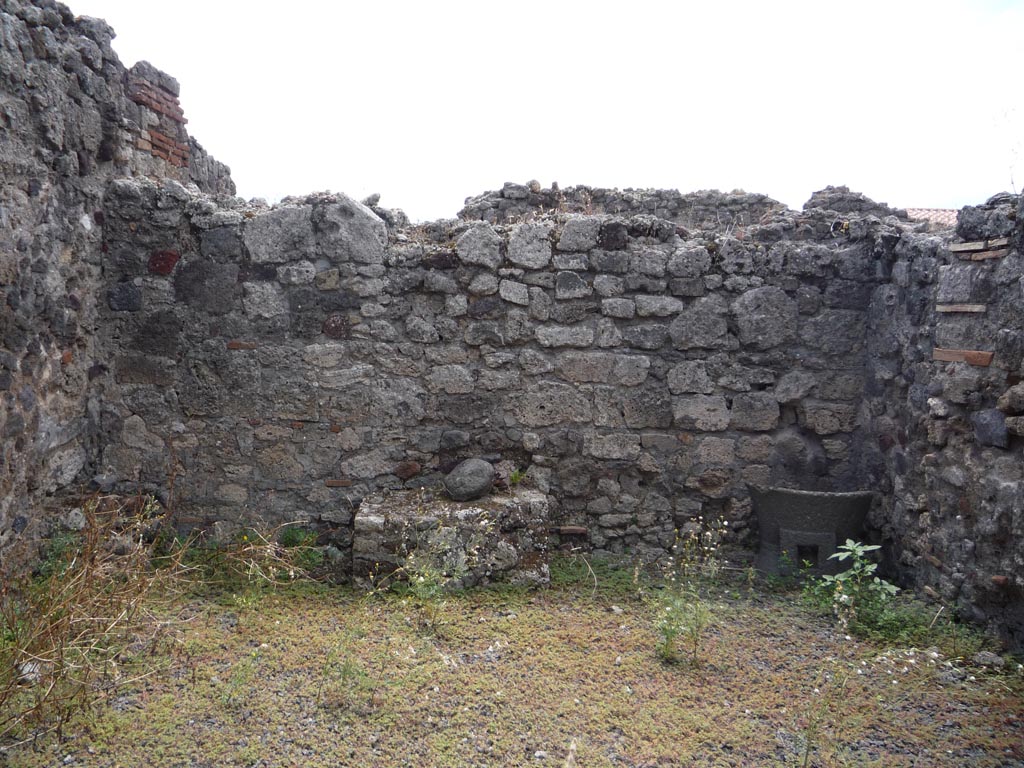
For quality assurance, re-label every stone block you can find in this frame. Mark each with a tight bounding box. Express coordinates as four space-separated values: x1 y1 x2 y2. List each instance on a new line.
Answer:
177 260 241 315
673 395 729 431
528 287 552 321
668 245 712 278
936 264 978 303
276 260 316 284
107 281 142 312
729 392 780 431
997 383 1024 415
596 318 624 348
799 310 864 357
635 295 684 317
469 272 499 295
774 370 816 403
598 221 629 250
200 227 242 260
622 324 667 350
622 385 673 428
427 365 474 394
405 316 440 343
315 268 341 290
457 224 503 269
669 296 730 349
601 298 635 319
590 249 630 273
667 361 714 394
669 278 705 297
611 355 650 386
555 271 591 299
552 252 589 270
445 295 467 317
737 435 774 461
508 223 552 268
593 275 624 297
696 436 735 466
256 444 305 482
536 324 594 348
121 414 163 452
443 458 494 501
972 409 1008 448
584 432 642 460
511 382 591 426
557 352 617 383
318 196 387 264
801 401 859 435
244 205 314 263
557 217 601 252
731 286 798 350
630 249 667 277
499 279 530 305
242 282 288 319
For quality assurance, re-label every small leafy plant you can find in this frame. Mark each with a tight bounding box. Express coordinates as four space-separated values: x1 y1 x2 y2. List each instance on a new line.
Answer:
652 518 724 666
655 586 712 665
804 540 898 635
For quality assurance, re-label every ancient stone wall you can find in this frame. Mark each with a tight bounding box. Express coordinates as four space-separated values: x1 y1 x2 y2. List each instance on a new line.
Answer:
861 192 1024 647
460 181 788 232
0 0 230 559
93 178 898 567
2 0 1021 648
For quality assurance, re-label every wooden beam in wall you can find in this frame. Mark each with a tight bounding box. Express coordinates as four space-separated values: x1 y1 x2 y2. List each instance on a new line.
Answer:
932 348 995 366
949 241 986 253
935 303 987 313
962 248 1010 261
950 237 1012 260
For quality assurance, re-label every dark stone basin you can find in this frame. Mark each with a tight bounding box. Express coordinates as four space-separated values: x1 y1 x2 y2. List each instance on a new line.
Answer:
750 485 874 574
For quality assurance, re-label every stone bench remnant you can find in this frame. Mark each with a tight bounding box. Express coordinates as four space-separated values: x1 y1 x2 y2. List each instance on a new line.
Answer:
352 488 551 588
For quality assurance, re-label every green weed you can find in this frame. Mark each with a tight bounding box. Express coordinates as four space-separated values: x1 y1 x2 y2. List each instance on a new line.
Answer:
803 540 898 637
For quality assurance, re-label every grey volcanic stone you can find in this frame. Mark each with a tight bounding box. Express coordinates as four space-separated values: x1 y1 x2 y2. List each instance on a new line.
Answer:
668 245 712 278
444 458 495 501
245 206 314 263
508 223 552 268
997 383 1024 415
317 195 387 264
732 286 797 349
667 361 714 394
108 282 142 312
457 224 503 269
972 410 1008 448
669 296 730 349
555 271 591 299
558 217 601 252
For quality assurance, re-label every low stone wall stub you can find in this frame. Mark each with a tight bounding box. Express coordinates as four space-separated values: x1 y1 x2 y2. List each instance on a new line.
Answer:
352 488 552 588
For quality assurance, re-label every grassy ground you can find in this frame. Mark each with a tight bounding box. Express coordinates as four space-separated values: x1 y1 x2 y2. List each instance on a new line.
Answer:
3 556 1022 768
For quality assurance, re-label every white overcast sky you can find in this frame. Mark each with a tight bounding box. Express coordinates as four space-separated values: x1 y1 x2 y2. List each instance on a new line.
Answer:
71 0 1023 222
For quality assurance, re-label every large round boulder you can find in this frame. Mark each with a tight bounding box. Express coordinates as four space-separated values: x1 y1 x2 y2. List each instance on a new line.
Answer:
443 458 495 501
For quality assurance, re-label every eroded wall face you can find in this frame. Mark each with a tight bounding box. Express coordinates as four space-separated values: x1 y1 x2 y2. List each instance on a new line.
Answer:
1 0 1021 649
95 179 894 562
863 194 1024 647
0 0 231 559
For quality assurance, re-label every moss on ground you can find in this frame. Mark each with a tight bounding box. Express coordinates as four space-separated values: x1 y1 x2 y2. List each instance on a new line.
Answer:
3 563 1021 767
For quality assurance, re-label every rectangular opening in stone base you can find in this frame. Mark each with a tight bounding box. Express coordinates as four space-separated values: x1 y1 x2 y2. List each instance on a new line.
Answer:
780 529 837 574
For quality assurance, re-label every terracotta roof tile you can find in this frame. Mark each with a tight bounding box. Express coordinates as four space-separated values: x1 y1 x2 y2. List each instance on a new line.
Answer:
906 208 958 228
